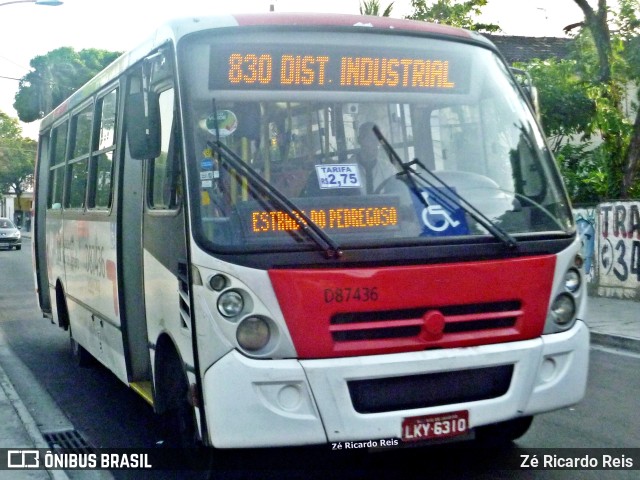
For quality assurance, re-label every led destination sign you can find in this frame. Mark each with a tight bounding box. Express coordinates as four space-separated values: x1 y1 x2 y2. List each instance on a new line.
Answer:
235 197 401 240
210 45 469 93
251 205 399 233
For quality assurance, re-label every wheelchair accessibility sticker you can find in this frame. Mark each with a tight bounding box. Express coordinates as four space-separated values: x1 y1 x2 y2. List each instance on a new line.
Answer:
413 188 469 236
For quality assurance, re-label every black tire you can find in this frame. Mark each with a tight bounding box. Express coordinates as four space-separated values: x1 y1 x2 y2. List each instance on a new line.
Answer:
156 350 215 472
475 416 534 446
161 397 198 450
157 348 197 449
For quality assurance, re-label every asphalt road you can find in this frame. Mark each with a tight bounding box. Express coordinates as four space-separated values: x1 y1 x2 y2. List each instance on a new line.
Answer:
0 239 638 479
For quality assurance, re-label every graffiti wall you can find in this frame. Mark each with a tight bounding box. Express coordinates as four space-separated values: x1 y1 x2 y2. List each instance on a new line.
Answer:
595 201 640 300
574 207 597 283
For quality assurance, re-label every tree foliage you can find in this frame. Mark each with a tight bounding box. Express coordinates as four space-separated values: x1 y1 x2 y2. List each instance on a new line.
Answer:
516 58 603 203
571 0 613 83
406 0 500 32
523 58 595 149
514 1 640 201
566 0 640 199
13 47 121 123
360 0 394 16
0 112 37 205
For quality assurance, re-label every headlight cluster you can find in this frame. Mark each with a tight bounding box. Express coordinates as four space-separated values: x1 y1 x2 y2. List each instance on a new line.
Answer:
549 258 583 330
217 290 244 317
210 274 274 353
236 316 271 351
550 293 575 326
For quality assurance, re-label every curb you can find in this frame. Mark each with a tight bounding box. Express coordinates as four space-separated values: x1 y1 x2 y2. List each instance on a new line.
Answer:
590 332 640 355
0 362 70 480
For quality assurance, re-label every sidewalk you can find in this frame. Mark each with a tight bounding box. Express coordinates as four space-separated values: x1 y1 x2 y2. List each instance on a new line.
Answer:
1 229 70 479
0 361 68 480
585 295 640 354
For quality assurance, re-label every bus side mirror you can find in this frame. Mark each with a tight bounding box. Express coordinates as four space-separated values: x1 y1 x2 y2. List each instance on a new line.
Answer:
126 92 161 159
527 85 541 119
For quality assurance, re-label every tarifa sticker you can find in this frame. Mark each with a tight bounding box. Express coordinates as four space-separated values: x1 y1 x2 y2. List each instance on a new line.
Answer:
315 164 362 189
200 110 238 137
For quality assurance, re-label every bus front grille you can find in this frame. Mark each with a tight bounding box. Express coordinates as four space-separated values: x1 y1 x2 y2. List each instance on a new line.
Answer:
348 364 514 413
330 301 521 343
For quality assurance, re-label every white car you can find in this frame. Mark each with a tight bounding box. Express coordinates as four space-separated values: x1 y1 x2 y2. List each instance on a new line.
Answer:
0 218 22 251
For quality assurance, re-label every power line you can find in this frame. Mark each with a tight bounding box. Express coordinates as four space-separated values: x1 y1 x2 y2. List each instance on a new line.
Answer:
0 54 30 72
1 73 68 89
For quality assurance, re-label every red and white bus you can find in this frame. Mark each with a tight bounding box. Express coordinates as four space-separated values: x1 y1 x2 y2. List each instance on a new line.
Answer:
33 13 589 451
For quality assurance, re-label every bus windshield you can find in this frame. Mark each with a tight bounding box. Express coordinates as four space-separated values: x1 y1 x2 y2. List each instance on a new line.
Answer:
179 30 574 253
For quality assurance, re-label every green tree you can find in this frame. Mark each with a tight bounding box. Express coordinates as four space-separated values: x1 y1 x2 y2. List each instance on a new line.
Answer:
615 0 640 197
519 58 604 203
0 112 37 214
566 0 640 198
406 0 500 32
13 47 121 123
0 111 21 139
360 0 394 16
523 58 595 151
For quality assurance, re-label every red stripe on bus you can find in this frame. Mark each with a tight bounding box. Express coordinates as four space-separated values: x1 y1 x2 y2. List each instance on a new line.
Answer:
269 255 555 358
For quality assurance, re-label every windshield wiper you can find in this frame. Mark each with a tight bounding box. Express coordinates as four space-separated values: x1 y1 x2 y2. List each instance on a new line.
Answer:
372 126 517 249
208 140 343 259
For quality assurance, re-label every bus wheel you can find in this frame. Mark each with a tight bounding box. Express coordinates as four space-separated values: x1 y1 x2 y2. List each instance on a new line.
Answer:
157 356 213 471
161 403 214 472
161 395 198 449
70 334 93 368
157 350 200 449
475 416 534 445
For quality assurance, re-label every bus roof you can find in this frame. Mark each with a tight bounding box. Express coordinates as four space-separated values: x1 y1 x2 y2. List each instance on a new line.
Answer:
231 12 475 38
39 13 491 130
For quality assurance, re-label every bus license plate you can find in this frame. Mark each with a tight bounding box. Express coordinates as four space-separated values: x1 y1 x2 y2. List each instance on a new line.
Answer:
402 410 469 442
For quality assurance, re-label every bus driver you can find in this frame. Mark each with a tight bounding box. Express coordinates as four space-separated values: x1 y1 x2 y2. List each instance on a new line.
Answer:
350 122 396 194
302 121 396 197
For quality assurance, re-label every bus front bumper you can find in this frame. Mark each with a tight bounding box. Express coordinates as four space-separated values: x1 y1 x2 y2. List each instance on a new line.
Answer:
203 320 589 448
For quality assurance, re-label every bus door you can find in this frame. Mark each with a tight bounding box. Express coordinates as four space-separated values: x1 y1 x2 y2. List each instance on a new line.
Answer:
120 53 192 402
34 133 53 317
141 84 193 366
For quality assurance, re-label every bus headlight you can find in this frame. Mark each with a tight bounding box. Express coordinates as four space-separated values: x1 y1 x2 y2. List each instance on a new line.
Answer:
217 290 244 318
209 274 228 291
564 268 581 293
550 293 575 326
236 316 271 351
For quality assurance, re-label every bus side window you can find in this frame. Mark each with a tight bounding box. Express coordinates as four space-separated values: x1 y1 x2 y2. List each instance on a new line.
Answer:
48 121 69 210
88 88 118 210
66 103 93 209
147 88 181 210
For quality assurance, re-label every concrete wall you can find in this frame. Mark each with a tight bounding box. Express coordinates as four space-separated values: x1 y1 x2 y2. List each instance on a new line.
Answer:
591 201 640 301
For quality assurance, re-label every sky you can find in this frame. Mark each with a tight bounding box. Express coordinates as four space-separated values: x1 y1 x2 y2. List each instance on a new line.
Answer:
0 0 586 139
